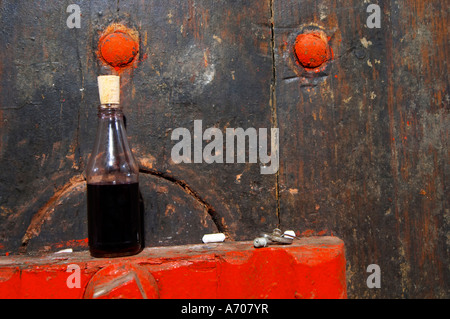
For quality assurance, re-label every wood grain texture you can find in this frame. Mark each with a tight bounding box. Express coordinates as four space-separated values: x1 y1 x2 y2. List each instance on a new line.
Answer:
0 0 448 298
273 0 448 298
117 0 278 242
0 0 277 254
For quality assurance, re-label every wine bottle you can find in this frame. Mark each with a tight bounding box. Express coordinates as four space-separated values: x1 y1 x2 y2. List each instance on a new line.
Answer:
86 75 143 258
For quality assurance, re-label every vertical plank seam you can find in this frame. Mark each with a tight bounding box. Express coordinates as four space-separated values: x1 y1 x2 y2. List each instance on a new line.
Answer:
270 0 281 227
73 27 84 171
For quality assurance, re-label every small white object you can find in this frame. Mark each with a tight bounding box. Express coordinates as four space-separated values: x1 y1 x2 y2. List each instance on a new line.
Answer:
54 248 73 254
253 237 269 248
202 233 226 243
283 230 296 239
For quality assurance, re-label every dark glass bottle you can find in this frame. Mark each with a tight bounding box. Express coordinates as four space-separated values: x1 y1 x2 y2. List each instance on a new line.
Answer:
86 75 143 258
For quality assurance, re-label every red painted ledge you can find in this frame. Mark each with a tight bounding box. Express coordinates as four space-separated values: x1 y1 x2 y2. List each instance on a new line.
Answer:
0 236 346 299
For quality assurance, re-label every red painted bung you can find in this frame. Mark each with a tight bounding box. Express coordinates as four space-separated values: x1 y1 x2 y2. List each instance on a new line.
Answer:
99 30 139 68
294 32 330 69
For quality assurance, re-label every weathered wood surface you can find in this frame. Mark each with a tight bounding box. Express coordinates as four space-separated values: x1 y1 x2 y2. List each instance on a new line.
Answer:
0 0 448 298
274 0 449 298
0 0 276 255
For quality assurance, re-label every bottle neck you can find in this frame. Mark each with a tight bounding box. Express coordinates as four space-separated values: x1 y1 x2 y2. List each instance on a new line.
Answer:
98 104 123 118
86 104 138 185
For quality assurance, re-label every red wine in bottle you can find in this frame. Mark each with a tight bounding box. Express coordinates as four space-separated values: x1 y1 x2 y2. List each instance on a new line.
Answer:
87 183 143 258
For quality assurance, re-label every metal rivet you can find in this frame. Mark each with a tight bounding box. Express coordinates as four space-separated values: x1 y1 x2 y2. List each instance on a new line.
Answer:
354 48 366 59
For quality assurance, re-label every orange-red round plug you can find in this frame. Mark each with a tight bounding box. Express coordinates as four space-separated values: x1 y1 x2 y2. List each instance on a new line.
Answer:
294 32 331 69
99 30 139 68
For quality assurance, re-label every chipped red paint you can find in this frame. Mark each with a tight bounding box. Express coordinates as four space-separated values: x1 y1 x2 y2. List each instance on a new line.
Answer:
0 237 346 299
54 238 89 249
84 263 159 299
294 31 333 71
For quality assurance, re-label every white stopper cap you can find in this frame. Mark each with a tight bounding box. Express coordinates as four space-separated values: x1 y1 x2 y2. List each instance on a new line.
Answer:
202 233 226 244
98 75 120 105
283 230 296 238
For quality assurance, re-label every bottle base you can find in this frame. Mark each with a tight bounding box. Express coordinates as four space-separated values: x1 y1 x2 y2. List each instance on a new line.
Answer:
89 244 143 258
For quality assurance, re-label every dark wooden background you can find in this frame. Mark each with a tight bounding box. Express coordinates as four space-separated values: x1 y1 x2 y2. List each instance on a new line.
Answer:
0 0 448 298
